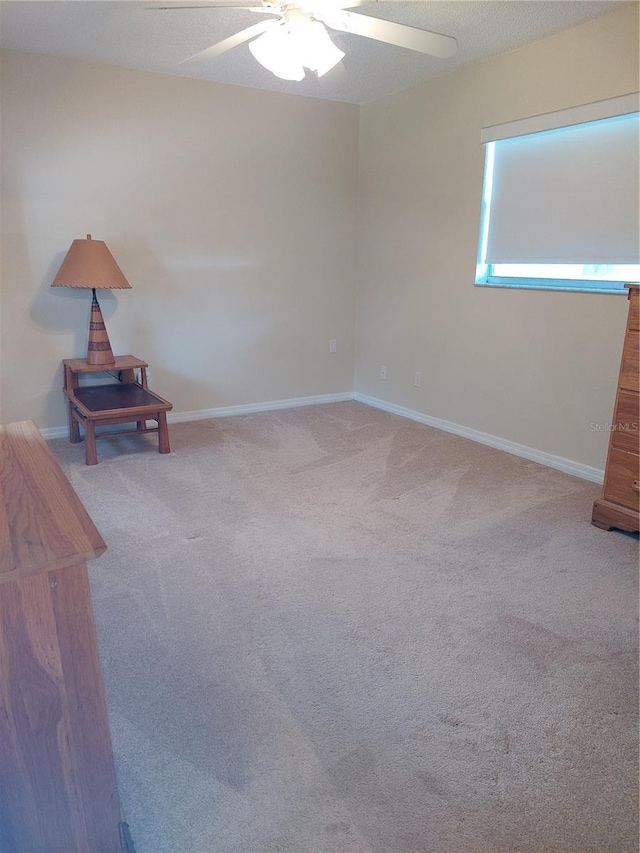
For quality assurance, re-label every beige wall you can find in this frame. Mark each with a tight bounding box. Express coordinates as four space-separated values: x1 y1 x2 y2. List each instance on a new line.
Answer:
355 4 639 470
1 5 638 472
0 50 359 429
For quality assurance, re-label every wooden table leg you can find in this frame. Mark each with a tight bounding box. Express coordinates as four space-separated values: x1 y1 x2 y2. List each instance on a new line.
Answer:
68 404 81 444
84 422 98 466
0 562 126 852
157 411 170 454
65 367 81 444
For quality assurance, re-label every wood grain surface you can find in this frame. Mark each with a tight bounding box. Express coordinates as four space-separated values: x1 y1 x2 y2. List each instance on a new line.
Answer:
0 420 125 851
0 421 106 581
593 286 640 531
0 563 124 852
63 354 147 374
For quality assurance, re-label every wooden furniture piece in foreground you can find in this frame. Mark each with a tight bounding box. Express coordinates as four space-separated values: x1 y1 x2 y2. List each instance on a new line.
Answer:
63 354 172 465
592 284 640 533
0 420 133 852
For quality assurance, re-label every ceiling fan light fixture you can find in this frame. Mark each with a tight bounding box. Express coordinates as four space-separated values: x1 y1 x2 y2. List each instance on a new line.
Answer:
249 26 305 80
248 16 344 81
289 19 344 77
168 1 459 81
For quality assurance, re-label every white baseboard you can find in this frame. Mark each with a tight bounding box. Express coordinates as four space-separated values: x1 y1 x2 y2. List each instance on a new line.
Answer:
40 389 603 484
167 392 354 424
354 392 604 484
40 425 72 440
39 392 355 440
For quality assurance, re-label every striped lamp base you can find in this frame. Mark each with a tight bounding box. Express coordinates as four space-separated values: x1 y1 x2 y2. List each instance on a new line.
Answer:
87 289 115 366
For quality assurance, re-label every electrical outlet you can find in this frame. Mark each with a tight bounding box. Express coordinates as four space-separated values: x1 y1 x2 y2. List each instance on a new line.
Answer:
414 371 421 388
329 339 337 353
380 365 387 380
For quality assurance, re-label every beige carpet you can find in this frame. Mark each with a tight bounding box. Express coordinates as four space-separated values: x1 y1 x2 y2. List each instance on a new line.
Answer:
50 401 638 853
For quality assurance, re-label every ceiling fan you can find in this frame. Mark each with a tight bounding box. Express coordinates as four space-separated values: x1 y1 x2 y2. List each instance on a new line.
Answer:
154 0 458 82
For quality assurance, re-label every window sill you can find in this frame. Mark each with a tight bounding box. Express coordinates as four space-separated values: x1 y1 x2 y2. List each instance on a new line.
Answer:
474 275 628 295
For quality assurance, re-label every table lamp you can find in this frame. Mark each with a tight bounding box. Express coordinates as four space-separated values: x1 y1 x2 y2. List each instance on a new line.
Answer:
51 234 132 366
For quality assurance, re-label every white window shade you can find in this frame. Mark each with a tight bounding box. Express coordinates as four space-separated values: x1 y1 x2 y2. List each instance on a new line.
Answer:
481 96 640 265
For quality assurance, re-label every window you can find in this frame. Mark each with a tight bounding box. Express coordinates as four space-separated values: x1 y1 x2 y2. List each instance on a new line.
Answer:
476 94 640 293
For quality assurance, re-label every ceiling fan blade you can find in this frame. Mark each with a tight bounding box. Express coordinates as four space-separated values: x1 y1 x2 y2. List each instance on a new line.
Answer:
329 0 378 7
152 5 268 10
322 10 457 59
180 19 278 64
153 0 375 8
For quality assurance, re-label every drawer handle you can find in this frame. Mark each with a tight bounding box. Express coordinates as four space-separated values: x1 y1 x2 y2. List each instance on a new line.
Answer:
633 481 640 493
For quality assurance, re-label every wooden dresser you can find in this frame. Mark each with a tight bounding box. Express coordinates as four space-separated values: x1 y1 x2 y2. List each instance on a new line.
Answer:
592 284 640 532
0 421 133 851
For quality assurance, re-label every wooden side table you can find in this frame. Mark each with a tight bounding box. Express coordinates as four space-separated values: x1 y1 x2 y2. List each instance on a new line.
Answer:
63 355 173 465
0 420 133 852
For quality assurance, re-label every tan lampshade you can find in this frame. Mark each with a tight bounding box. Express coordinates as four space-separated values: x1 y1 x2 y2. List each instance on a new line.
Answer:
51 234 132 290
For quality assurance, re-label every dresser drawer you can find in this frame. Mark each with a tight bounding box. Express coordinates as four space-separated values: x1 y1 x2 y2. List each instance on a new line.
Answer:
620 328 639 392
611 390 640 453
628 291 639 331
603 448 640 511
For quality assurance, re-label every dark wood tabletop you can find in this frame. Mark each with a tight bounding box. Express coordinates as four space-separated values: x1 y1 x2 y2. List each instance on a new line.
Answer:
73 383 168 411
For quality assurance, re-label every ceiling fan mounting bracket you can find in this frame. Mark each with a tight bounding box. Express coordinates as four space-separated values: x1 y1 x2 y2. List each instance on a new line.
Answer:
283 7 313 25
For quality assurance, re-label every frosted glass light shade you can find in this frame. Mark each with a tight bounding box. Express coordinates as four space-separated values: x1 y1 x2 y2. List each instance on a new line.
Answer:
290 20 344 77
249 20 344 81
249 27 305 80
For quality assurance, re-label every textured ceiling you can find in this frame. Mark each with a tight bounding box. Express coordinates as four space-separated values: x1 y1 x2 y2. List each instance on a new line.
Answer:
0 0 629 104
